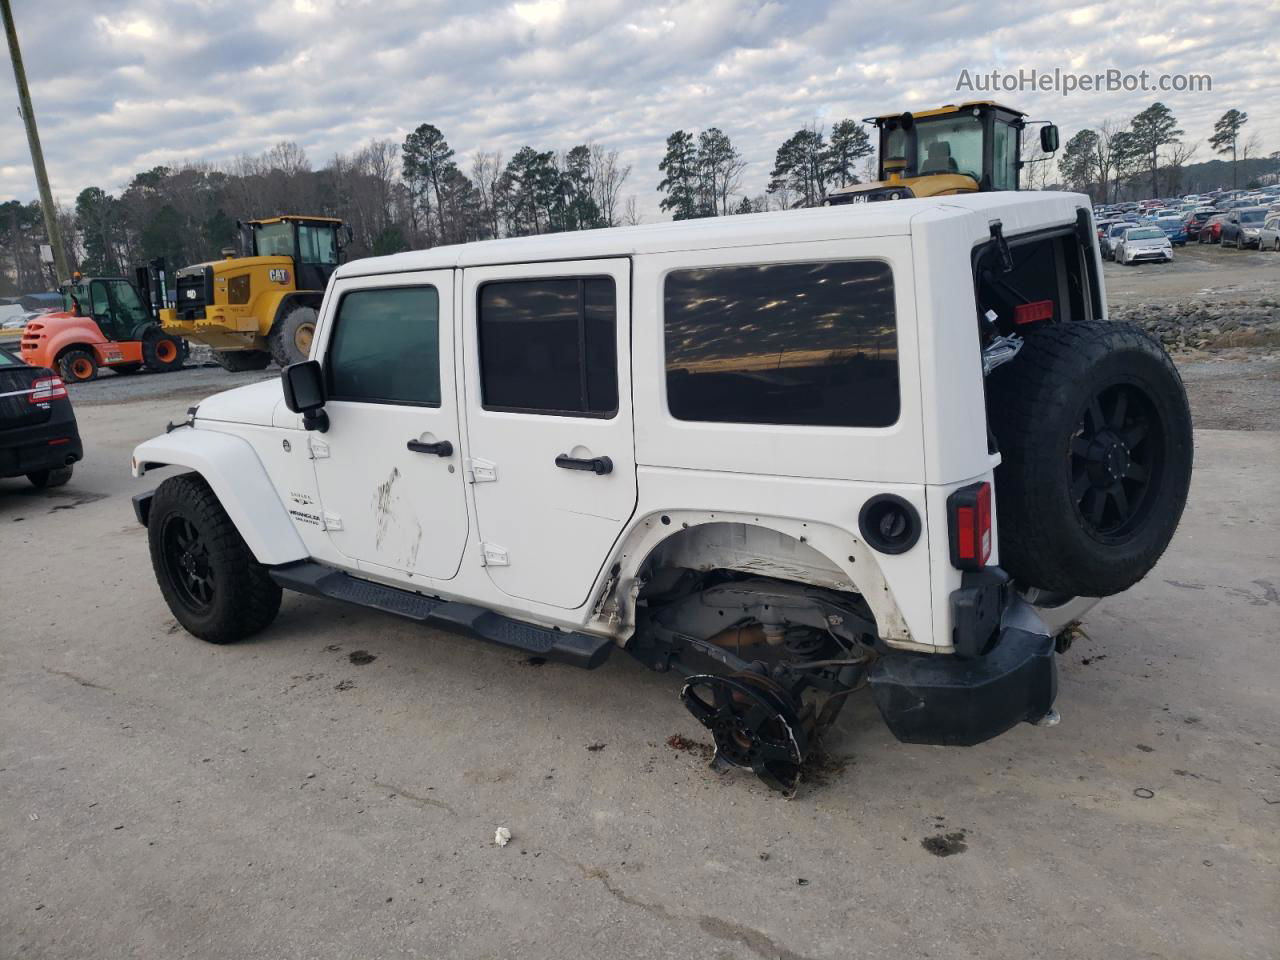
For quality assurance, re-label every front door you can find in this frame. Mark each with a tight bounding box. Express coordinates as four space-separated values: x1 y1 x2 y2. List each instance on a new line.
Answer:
310 270 468 581
462 259 636 609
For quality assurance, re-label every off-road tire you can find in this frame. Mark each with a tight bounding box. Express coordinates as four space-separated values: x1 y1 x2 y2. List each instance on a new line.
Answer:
268 305 318 367
27 465 73 488
111 363 143 376
213 350 272 372
58 348 98 383
986 320 1193 597
147 473 282 643
143 330 185 372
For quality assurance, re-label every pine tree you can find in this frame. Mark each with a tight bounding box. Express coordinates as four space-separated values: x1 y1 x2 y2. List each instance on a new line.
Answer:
657 131 700 220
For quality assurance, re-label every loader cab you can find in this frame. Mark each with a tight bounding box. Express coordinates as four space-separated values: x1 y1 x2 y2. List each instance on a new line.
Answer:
880 103 1024 190
828 102 1058 204
245 216 344 292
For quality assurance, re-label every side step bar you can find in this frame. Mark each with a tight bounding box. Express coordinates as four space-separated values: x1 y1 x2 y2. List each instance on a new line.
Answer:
269 561 613 669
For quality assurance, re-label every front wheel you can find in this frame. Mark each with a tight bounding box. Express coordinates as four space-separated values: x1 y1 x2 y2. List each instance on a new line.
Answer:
147 474 282 643
143 331 185 372
268 305 318 367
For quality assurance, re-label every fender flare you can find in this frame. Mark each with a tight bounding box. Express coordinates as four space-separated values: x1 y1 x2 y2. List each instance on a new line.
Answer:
132 428 307 566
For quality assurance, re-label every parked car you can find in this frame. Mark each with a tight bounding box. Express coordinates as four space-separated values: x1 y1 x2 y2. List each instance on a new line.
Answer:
1102 221 1133 259
1221 207 1268 248
1154 216 1188 246
1182 209 1215 239
1198 213 1227 244
1260 214 1280 252
1115 226 1174 265
0 344 82 489
129 192 1194 794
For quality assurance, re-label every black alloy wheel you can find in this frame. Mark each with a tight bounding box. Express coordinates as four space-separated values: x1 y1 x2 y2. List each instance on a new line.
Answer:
1069 383 1163 542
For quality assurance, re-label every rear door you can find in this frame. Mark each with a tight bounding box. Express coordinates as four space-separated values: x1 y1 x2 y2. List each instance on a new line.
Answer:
461 259 635 609
308 270 469 581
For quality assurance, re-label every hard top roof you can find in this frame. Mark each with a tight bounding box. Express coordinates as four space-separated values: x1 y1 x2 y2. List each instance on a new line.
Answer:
337 191 1088 278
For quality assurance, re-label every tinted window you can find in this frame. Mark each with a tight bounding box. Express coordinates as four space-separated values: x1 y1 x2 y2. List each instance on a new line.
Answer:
665 260 899 427
326 286 440 406
478 277 617 416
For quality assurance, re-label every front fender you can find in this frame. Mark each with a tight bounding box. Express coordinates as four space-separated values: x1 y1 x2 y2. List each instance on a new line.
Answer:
132 427 307 566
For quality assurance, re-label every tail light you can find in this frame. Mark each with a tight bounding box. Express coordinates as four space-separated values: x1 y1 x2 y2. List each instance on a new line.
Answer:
948 481 992 570
1013 300 1054 325
29 376 68 403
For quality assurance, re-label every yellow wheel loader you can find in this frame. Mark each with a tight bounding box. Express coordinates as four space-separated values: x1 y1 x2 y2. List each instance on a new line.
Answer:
160 216 348 371
826 101 1058 205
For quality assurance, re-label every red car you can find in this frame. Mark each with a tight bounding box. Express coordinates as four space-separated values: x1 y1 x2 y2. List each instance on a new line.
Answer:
1197 214 1226 244
1183 210 1214 239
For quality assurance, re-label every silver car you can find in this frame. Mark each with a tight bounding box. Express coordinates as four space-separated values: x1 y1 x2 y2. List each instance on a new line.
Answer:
1114 226 1173 265
1260 213 1280 253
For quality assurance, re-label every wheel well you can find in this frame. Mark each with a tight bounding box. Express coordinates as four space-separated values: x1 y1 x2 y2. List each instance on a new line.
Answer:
272 294 322 328
54 343 93 361
597 515 913 647
636 521 854 593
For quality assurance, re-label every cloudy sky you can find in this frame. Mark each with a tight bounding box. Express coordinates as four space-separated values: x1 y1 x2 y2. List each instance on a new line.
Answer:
2 0 1276 217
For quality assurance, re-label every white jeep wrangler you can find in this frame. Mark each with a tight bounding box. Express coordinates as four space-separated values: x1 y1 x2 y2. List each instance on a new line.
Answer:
132 192 1192 793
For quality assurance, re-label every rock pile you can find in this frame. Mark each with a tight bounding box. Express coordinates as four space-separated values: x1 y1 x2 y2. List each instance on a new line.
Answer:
1110 297 1280 352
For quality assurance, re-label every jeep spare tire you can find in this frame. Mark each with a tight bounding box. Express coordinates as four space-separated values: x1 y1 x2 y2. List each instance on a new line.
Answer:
986 320 1192 598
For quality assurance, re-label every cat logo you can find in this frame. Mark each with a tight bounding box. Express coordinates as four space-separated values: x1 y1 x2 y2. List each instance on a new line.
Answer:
269 268 290 284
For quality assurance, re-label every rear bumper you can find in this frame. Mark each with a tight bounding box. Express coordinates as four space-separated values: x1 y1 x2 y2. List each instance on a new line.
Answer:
869 602 1057 746
0 419 82 479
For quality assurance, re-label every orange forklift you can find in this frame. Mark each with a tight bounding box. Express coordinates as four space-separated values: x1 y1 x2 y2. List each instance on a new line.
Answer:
20 262 187 382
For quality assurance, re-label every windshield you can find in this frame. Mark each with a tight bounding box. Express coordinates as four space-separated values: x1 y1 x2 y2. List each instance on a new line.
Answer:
1127 228 1163 240
912 114 984 181
254 222 295 258
1240 210 1264 223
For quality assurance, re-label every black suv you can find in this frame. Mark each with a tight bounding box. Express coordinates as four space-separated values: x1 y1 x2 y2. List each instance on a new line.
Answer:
0 345 83 488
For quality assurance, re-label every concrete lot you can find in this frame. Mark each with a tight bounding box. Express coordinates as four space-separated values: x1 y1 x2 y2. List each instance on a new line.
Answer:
2 378 1278 959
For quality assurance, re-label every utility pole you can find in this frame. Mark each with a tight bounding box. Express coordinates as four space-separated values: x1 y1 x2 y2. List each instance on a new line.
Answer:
1 0 70 285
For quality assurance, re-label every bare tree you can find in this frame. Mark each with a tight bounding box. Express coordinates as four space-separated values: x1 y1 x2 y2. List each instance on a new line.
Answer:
588 144 631 226
620 195 642 226
471 150 502 239
1161 141 1198 195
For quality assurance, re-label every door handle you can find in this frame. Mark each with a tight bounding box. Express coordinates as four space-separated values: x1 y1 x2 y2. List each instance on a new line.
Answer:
407 439 453 457
555 453 613 475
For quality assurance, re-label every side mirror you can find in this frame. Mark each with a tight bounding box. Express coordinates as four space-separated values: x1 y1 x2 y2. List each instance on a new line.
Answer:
1040 124 1060 154
281 360 328 432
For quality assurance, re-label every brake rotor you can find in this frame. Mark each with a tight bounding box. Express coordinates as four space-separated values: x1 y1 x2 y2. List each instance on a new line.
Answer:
680 671 809 794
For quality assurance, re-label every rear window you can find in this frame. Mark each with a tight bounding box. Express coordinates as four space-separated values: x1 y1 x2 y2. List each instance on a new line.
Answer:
478 277 617 417
1240 210 1264 223
664 260 899 428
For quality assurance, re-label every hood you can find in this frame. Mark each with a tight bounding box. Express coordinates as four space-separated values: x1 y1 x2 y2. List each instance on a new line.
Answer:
194 378 288 428
1128 235 1171 248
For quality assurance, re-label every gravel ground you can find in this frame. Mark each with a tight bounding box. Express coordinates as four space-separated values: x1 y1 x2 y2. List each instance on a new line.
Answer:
2 392 1277 960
